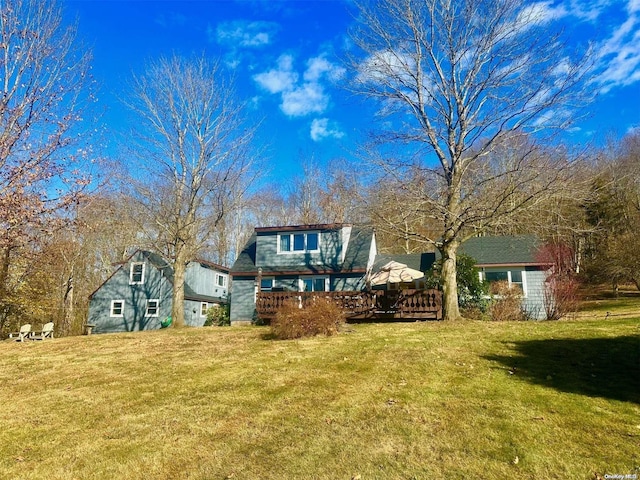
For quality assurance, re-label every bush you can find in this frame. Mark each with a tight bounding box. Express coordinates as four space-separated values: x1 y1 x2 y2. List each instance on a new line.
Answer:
271 297 346 340
488 281 527 321
425 253 489 312
544 275 580 320
204 304 230 327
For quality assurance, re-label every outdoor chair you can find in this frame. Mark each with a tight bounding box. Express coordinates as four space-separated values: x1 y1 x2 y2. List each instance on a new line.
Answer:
31 322 54 340
8 324 31 342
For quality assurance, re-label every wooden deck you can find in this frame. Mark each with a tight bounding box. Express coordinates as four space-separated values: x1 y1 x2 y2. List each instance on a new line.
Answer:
256 289 442 321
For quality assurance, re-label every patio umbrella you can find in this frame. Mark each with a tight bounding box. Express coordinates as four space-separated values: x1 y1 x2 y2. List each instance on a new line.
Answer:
369 261 425 286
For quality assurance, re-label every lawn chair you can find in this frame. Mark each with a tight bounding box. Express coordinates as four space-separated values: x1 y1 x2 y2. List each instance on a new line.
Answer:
8 324 31 342
31 322 54 340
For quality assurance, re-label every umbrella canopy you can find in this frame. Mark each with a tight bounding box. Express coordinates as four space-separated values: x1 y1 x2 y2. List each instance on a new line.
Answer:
369 261 425 286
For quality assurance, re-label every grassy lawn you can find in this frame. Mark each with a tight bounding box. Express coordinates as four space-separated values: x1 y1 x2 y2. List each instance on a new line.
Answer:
1 311 638 479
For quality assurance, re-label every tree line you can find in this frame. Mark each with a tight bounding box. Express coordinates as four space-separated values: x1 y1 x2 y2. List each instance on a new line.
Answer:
1 0 638 334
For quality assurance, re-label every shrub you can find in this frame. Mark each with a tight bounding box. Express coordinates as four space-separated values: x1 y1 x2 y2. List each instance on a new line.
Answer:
488 281 527 321
271 296 346 340
535 241 580 320
204 304 230 327
544 275 580 320
425 253 489 312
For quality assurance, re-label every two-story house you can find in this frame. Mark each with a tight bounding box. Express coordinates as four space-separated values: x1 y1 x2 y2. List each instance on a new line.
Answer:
229 223 377 325
88 250 229 333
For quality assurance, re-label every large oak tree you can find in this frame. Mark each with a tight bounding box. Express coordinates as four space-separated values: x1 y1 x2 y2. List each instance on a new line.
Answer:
351 0 591 319
127 55 258 328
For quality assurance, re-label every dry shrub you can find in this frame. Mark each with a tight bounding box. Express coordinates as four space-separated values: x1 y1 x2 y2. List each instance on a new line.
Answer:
489 281 527 321
271 297 346 340
544 275 580 320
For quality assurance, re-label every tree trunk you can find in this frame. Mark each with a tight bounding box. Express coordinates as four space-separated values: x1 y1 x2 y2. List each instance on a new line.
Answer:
0 247 11 329
61 274 74 336
440 240 462 321
172 248 188 328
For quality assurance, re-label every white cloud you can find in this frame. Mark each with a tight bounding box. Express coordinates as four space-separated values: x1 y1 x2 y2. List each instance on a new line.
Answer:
253 53 344 118
215 20 279 47
357 48 418 86
593 11 640 93
253 55 298 94
517 2 568 26
282 84 328 117
310 118 345 141
304 55 346 83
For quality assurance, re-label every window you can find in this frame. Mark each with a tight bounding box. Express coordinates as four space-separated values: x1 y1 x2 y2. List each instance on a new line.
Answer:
110 300 124 317
260 277 274 291
216 274 226 287
129 262 145 284
280 234 291 252
481 269 526 295
485 271 508 283
299 276 329 292
510 270 524 292
200 302 208 317
278 232 320 254
146 299 159 317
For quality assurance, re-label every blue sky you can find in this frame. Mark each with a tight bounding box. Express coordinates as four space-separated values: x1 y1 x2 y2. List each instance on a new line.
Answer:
66 0 640 183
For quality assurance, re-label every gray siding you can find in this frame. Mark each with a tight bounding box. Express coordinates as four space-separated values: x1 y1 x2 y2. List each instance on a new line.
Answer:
230 277 256 324
184 299 207 327
522 267 547 320
88 252 173 333
185 263 228 299
256 229 344 270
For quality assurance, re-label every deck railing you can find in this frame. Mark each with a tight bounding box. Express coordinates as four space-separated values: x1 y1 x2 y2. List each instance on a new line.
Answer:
256 289 442 320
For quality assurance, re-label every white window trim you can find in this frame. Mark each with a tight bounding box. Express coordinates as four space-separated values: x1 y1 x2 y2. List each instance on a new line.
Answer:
110 300 124 317
298 275 330 292
480 268 528 298
200 302 208 317
129 262 145 285
277 232 320 254
216 274 227 287
145 299 159 317
259 276 274 291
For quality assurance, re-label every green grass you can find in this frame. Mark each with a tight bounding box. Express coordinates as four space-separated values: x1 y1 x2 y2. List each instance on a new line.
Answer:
1 309 638 479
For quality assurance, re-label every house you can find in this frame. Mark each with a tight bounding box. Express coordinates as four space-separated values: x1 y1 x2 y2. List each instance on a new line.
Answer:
373 235 550 319
229 223 377 325
230 226 549 323
460 235 550 319
88 250 229 333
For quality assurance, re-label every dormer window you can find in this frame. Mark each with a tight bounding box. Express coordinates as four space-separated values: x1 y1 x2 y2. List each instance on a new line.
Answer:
278 232 320 254
129 262 145 284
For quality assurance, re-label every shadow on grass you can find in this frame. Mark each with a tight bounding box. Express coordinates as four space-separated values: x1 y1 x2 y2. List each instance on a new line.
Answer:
484 335 640 404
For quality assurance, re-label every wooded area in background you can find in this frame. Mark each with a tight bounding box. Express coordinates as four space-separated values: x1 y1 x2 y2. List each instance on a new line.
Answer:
1 0 639 335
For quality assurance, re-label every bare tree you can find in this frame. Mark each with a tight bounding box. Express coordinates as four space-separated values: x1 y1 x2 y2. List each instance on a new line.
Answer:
0 0 92 329
351 0 591 320
582 131 640 291
127 54 259 328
